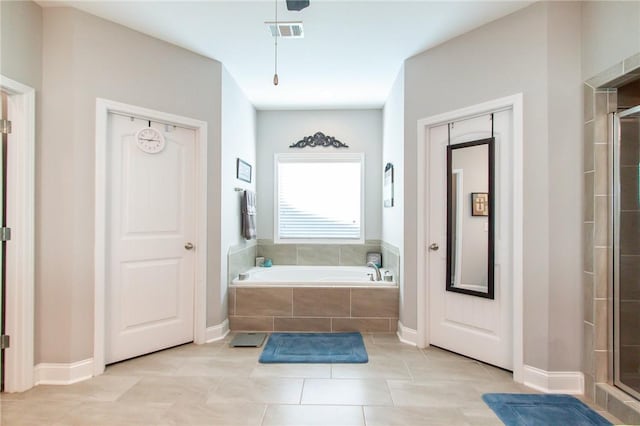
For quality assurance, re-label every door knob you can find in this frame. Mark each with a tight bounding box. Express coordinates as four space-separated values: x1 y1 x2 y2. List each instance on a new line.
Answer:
184 242 194 250
429 243 439 251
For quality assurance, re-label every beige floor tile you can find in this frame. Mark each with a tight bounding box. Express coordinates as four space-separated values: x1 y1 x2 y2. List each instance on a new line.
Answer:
472 378 536 394
207 377 304 404
301 379 393 405
422 346 474 363
370 333 403 344
0 400 81 426
331 358 411 379
0 334 626 424
459 404 504 426
364 406 469 426
161 341 226 357
365 344 427 363
218 345 265 359
52 401 172 426
387 379 482 407
172 356 257 377
105 353 184 377
14 375 140 402
251 363 331 379
117 376 218 404
262 404 365 426
166 402 266 426
406 359 493 382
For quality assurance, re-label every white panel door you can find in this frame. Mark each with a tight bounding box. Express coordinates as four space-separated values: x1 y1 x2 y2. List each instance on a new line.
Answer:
107 113 196 364
428 110 513 370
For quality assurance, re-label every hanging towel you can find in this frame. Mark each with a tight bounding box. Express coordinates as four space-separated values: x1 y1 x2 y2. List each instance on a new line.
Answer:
241 190 257 240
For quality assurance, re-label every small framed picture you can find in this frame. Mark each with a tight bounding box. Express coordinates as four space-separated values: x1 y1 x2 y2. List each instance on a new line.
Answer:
236 158 252 183
471 192 489 216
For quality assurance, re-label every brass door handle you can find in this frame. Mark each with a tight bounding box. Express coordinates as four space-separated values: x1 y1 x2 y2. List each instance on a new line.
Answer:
429 243 439 251
185 242 194 250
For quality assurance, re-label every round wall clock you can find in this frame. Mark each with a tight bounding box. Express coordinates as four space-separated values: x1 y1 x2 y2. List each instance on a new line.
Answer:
135 127 166 154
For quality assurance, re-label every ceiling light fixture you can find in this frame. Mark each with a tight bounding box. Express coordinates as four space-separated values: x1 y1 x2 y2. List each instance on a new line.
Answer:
273 0 279 86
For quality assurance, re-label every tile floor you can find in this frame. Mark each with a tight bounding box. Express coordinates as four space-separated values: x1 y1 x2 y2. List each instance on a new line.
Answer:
0 333 622 425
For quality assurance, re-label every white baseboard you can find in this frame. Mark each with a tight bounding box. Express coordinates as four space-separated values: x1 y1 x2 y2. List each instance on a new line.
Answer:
523 365 584 395
396 321 417 346
35 359 94 385
205 319 229 343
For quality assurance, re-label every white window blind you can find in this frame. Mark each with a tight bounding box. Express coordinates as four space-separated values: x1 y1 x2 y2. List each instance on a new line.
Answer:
276 154 364 242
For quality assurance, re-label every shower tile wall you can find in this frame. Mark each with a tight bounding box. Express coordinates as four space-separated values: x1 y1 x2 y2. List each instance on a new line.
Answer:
618 83 640 396
583 52 640 424
583 86 613 401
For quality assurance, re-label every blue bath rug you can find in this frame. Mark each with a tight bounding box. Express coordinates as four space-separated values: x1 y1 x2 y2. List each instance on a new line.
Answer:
482 393 612 426
259 332 368 363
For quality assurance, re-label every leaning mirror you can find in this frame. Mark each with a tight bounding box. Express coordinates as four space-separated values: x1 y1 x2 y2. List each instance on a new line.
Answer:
446 138 494 299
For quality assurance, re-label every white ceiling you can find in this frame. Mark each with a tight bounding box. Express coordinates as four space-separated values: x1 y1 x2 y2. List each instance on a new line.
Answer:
40 1 533 109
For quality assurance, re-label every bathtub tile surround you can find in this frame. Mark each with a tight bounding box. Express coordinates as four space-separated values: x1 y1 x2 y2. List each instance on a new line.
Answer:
293 288 351 317
381 241 401 283
227 241 403 334
274 317 332 332
351 288 399 318
583 53 640 424
235 288 292 316
256 240 300 265
227 242 257 285
256 239 383 267
297 245 342 266
255 239 401 279
332 318 395 333
229 286 399 333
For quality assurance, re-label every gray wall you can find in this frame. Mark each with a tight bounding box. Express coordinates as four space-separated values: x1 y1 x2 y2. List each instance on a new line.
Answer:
256 109 383 241
582 1 640 80
220 67 257 324
382 69 406 322
38 7 223 363
404 2 583 371
1 0 42 91
546 2 583 371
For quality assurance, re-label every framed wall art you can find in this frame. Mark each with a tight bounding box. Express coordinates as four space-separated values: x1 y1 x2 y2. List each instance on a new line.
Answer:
236 158 252 183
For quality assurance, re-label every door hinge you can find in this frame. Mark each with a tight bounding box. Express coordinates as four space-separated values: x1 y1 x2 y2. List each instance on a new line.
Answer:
0 227 11 241
0 335 9 350
0 119 11 135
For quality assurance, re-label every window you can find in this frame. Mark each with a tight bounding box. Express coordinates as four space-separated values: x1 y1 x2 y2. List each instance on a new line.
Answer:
275 153 364 243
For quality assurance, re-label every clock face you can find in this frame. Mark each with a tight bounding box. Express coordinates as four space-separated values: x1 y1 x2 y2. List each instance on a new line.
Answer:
135 127 166 154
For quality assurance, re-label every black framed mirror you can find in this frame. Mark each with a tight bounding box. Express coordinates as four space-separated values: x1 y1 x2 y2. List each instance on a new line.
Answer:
446 137 495 299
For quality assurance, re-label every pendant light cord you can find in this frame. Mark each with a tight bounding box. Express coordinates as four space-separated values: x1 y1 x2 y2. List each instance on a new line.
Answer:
273 0 279 85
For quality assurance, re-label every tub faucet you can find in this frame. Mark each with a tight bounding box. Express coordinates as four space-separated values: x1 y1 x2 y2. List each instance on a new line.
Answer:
367 262 382 281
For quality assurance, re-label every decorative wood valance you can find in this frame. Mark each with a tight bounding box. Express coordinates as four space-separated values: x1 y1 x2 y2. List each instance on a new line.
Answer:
289 132 349 148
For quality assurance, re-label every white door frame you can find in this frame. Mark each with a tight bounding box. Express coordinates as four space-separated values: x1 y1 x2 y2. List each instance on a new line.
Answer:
94 98 208 376
416 93 524 383
0 75 36 392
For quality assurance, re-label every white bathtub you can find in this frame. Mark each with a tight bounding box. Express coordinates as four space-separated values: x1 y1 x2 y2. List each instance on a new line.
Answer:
231 265 397 287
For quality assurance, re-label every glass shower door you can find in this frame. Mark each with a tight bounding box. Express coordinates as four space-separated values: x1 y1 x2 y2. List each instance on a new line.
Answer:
614 105 640 400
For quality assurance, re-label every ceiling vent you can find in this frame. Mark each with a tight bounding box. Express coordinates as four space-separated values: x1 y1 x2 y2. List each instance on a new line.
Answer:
265 21 304 38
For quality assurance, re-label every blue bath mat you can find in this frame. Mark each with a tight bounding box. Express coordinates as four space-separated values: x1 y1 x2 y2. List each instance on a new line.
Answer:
259 332 368 363
482 393 612 426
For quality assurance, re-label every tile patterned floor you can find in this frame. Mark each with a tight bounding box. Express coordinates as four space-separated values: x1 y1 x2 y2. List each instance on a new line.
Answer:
0 333 623 425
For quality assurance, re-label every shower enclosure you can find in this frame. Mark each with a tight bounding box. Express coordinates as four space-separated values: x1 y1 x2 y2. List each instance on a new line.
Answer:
613 104 640 400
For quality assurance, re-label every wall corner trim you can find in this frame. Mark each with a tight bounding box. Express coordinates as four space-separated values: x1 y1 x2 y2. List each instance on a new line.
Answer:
34 359 94 386
205 319 230 343
522 365 584 395
396 321 417 346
